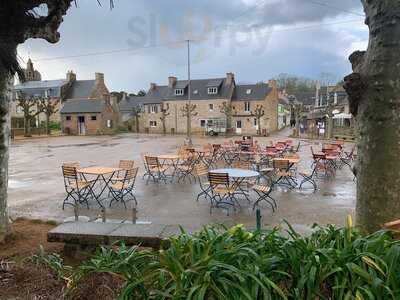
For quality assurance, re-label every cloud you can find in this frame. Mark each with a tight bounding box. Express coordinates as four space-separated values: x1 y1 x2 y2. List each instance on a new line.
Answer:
17 0 367 92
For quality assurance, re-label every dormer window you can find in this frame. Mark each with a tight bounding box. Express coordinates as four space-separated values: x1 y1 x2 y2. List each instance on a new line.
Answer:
246 89 252 95
175 89 184 96
208 87 218 95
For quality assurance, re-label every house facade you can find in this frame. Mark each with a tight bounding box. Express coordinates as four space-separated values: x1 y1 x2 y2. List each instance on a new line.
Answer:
12 59 112 135
119 73 279 136
60 95 118 135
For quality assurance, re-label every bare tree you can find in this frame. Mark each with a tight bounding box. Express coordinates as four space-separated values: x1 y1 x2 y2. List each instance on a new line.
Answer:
0 0 113 242
251 105 265 136
16 94 42 137
159 103 170 135
39 97 59 135
344 1 400 232
130 106 142 133
220 101 233 133
181 103 197 137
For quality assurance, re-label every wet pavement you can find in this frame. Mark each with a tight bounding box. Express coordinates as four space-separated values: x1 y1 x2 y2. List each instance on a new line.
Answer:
8 131 356 233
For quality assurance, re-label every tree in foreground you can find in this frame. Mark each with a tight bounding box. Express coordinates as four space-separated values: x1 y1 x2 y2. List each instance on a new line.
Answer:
344 0 400 232
0 0 115 242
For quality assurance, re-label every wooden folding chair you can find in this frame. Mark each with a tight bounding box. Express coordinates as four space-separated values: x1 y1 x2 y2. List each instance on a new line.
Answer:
61 165 93 209
208 172 238 215
109 167 139 209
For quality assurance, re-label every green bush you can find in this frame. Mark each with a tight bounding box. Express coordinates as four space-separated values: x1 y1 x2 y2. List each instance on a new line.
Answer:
49 121 61 131
66 221 400 299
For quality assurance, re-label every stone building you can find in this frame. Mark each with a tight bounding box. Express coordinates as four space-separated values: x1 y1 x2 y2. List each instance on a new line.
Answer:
12 59 112 135
119 73 279 135
60 95 119 135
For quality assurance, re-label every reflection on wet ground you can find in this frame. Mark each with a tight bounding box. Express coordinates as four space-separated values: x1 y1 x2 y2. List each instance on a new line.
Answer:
8 132 356 233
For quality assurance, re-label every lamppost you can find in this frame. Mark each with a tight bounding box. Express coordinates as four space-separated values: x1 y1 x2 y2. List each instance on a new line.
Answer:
186 39 192 146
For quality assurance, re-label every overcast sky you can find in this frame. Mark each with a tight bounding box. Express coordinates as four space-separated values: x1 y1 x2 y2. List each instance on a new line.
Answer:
18 0 368 93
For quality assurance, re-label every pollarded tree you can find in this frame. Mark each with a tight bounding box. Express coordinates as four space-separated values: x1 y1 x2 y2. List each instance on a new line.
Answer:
220 101 233 133
130 106 142 133
159 103 170 135
344 1 400 232
39 97 59 135
0 0 113 242
16 94 43 137
251 105 265 136
180 103 197 137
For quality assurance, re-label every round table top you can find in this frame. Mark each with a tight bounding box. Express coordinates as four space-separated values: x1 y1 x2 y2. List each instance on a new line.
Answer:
210 168 259 178
157 154 181 160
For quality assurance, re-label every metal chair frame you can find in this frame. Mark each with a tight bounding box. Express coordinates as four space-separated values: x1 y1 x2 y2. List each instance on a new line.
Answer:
62 165 94 209
109 167 139 209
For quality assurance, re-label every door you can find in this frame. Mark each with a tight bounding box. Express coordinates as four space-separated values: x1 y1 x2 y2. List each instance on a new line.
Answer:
78 116 86 135
236 120 242 134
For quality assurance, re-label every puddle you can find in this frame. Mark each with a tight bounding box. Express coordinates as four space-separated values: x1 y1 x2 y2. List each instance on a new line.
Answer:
48 142 100 149
8 179 33 189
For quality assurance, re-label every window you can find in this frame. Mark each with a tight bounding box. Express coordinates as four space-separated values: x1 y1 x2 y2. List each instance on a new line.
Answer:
208 87 218 95
254 118 258 127
193 90 198 95
246 89 252 95
91 115 97 121
150 105 158 114
200 120 206 127
236 120 242 129
65 116 71 121
107 120 112 128
175 89 184 96
150 120 157 127
209 103 214 111
244 101 251 112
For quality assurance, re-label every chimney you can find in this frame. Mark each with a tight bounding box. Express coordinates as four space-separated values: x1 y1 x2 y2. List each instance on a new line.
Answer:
150 83 157 91
66 70 76 82
95 72 105 86
168 76 177 88
226 72 235 86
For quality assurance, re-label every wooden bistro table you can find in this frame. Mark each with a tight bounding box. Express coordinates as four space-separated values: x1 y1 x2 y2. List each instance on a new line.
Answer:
78 166 122 208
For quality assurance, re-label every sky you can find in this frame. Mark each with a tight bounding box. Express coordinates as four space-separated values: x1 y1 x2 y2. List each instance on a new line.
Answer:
18 0 368 93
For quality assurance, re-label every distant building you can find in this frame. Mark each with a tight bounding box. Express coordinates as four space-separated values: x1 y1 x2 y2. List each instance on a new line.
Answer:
12 59 114 135
119 73 279 136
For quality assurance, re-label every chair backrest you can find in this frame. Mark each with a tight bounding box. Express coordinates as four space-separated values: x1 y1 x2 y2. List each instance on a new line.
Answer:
62 165 78 180
208 172 229 186
62 162 80 168
273 159 290 170
119 160 135 170
145 156 159 168
124 167 139 182
194 164 209 177
310 146 315 156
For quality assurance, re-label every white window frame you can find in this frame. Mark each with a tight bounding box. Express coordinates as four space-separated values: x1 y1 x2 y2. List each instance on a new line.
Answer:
175 89 184 96
253 118 258 127
209 103 214 111
149 120 157 127
244 101 251 112
150 104 158 114
106 120 112 128
207 87 218 95
246 89 252 95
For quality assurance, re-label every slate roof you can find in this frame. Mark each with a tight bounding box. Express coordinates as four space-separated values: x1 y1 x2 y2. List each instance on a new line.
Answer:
290 92 316 106
13 79 67 98
232 84 271 101
119 95 147 112
65 80 96 99
60 99 105 114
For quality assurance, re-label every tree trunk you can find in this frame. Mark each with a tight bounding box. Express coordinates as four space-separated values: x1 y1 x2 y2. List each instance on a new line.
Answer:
0 64 11 242
46 113 50 135
135 116 139 133
326 116 333 139
344 0 400 232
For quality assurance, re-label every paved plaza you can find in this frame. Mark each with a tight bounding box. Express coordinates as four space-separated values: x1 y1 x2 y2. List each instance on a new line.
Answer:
8 131 356 233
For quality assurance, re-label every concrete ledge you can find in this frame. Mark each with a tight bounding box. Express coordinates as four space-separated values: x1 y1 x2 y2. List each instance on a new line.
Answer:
47 222 185 249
